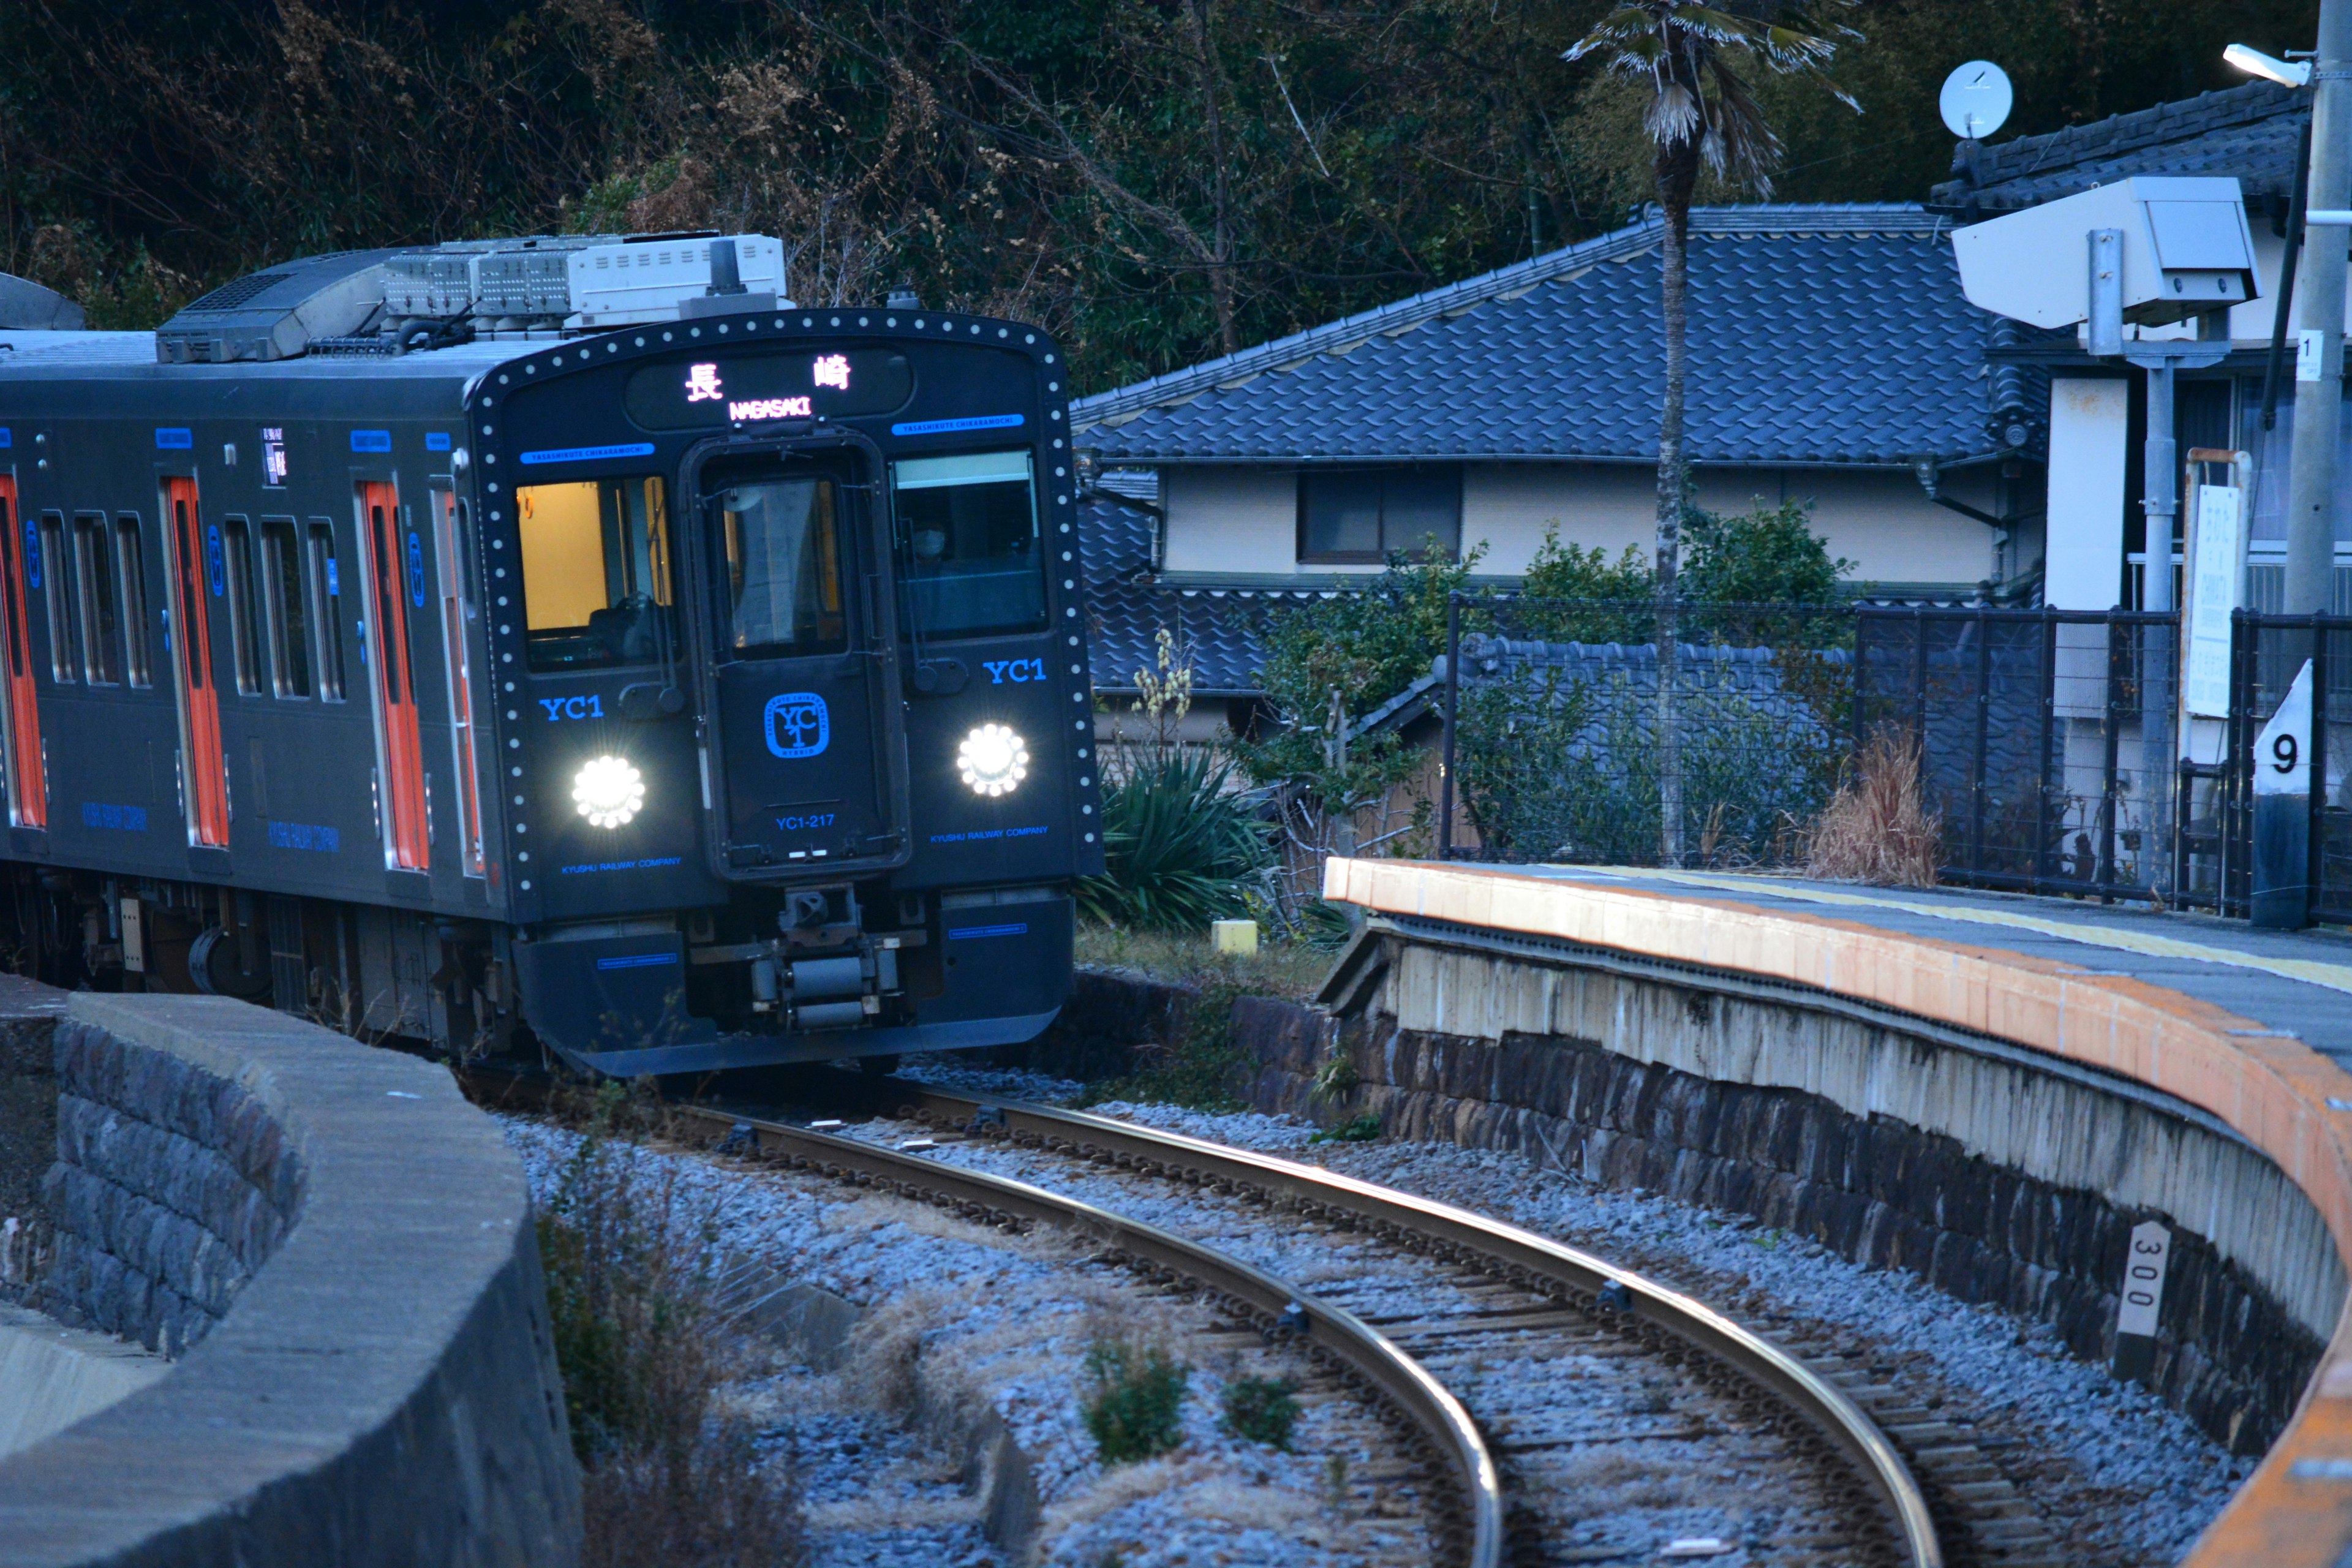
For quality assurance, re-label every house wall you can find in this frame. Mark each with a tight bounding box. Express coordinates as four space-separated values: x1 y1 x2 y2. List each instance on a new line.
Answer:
1159 467 1299 575
1161 461 1999 587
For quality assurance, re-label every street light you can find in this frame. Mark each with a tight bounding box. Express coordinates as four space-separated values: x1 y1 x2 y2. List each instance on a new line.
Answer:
2224 42 2313 87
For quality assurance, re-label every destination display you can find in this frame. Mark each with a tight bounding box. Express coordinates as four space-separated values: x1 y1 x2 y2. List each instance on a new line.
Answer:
622 349 913 430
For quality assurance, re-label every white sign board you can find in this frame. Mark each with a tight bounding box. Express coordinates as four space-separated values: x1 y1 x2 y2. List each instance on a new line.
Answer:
2117 1220 2173 1338
2184 483 2242 717
2255 660 2313 797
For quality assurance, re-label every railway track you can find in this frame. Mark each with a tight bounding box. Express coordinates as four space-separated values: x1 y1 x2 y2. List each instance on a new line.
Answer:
473 1065 1942 1567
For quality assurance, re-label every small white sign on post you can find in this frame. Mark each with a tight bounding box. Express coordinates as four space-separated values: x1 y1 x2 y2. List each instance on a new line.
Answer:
2117 1220 2173 1338
2184 483 2242 718
2255 661 2314 799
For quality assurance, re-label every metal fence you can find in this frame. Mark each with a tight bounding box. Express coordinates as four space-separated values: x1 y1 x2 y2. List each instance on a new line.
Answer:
1425 594 2352 926
2194 611 2352 922
1432 597 2185 899
1852 606 2179 901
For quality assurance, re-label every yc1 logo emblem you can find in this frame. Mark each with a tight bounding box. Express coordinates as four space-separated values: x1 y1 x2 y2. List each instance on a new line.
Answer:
764 692 831 759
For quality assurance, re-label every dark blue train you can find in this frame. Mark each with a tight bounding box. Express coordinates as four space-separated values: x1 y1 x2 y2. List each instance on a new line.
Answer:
0 235 1102 1074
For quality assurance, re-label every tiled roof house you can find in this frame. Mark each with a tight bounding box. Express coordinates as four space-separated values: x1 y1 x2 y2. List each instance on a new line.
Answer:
1076 203 2038 702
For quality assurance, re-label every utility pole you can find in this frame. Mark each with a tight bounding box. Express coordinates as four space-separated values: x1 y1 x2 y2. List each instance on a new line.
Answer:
2284 0 2352 617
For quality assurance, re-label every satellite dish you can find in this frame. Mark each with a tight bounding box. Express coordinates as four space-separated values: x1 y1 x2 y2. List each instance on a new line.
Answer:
1939 61 2014 140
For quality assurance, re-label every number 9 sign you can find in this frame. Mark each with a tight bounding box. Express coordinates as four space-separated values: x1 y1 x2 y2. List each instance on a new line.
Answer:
2255 659 2313 800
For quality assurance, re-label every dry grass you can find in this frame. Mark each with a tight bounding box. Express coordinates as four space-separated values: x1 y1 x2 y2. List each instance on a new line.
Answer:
536 1086 805 1567
1075 923 1341 1000
1555 1447 1700 1511
1803 730 1942 888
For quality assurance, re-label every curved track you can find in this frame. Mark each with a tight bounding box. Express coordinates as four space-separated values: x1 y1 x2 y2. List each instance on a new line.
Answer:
466 1068 1496 1563
870 1084 1943 1568
473 1065 1941 1566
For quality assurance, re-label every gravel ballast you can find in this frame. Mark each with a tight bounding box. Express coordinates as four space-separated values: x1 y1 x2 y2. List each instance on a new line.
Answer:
500 1114 1428 1568
894 1053 2248 1568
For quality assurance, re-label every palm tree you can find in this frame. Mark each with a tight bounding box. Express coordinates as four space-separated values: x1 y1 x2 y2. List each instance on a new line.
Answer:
1563 2 1856 865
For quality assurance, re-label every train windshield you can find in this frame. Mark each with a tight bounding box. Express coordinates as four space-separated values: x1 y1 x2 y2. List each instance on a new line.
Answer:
516 477 674 671
890 450 1043 639
717 477 848 659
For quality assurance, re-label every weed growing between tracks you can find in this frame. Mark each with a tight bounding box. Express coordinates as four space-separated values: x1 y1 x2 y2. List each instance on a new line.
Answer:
1084 1335 1191 1463
1219 1376 1302 1450
536 1084 804 1567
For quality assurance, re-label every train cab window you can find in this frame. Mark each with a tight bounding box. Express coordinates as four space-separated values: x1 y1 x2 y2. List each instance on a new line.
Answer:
717 476 845 658
258 520 310 698
36 513 73 683
516 477 673 671
306 521 346 702
71 515 120 685
115 517 151 688
889 450 1044 639
222 518 263 696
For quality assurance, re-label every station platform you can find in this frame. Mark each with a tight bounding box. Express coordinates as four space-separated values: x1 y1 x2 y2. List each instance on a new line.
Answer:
1322 857 2352 1568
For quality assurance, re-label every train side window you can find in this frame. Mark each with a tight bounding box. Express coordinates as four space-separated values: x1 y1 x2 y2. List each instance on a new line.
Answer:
258 519 310 698
889 450 1044 639
115 516 151 688
516 477 673 671
718 476 846 657
71 515 120 685
222 516 263 696
306 521 347 702
37 512 73 684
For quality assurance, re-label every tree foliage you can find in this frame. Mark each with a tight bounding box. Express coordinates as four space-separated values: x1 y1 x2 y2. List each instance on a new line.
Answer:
0 0 2320 385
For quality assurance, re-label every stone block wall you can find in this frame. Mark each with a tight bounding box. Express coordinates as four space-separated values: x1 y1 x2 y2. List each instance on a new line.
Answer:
41 1019 299 1354
0 994 580 1568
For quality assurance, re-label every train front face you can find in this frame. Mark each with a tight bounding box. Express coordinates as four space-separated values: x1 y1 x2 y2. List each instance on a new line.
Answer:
480 312 1102 1076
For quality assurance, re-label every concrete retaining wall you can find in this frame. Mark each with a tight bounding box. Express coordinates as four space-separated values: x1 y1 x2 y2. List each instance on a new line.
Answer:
1248 934 2334 1453
0 993 581 1567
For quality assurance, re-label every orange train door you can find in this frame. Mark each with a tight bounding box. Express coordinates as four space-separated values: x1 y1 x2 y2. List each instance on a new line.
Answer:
0 477 44 828
162 477 228 847
359 482 428 870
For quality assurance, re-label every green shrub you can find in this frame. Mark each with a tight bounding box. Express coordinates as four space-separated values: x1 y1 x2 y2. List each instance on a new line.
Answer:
1310 1114 1382 1145
1219 1375 1302 1449
1079 751 1270 932
1082 1336 1191 1463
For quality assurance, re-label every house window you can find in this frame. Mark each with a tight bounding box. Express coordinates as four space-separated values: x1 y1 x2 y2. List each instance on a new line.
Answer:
1297 466 1461 564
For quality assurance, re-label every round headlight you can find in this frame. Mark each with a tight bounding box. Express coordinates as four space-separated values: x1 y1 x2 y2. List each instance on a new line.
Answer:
957 723 1030 797
571 755 646 829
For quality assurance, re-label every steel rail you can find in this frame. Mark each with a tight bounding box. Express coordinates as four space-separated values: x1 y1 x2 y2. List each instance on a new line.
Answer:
464 1071 1504 1568
890 1084 1942 1568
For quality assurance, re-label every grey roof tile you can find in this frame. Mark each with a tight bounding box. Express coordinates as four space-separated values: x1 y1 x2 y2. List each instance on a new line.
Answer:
1073 205 1998 469
1082 492 1286 695
1931 80 2304 214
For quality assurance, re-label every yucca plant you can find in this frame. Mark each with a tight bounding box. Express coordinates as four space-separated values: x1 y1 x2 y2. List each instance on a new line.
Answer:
1080 750 1270 931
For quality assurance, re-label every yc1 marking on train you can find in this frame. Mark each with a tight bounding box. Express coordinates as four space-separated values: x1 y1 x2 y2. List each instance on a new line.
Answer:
983 658 1046 684
539 696 606 721
765 693 831 759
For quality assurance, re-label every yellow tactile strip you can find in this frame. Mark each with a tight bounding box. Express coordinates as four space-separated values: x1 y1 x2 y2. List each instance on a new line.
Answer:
1322 856 2352 1567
